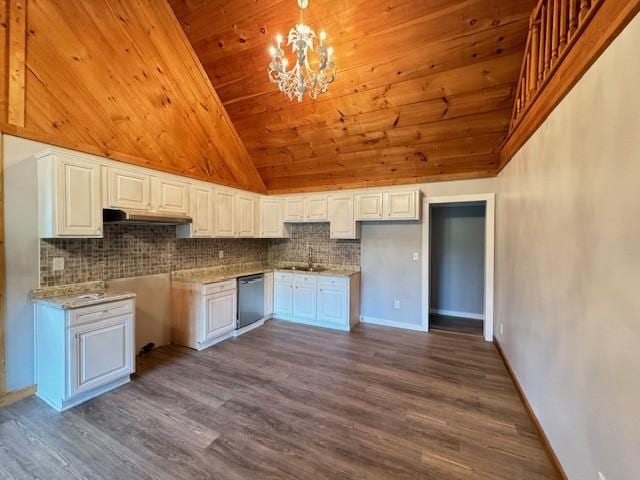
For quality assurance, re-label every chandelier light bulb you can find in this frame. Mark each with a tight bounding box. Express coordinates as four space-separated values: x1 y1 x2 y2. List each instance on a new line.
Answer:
269 46 276 56
327 47 333 58
276 34 283 47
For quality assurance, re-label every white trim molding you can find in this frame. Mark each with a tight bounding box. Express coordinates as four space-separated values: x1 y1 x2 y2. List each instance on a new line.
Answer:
360 316 428 332
421 193 495 342
428 308 485 321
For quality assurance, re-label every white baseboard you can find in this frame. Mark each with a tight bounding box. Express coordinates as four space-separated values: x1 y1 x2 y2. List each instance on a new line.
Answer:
360 316 427 332
429 308 484 321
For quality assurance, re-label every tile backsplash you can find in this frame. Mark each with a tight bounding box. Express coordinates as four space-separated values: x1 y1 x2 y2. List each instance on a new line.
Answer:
268 223 360 266
40 222 360 286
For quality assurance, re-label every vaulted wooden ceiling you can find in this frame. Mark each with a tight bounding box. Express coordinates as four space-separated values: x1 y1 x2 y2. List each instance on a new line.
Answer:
169 0 535 193
0 0 266 193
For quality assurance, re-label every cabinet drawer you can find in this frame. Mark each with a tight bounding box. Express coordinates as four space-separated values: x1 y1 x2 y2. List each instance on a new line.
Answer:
317 276 348 289
203 279 237 296
70 299 134 327
294 274 317 285
275 272 294 283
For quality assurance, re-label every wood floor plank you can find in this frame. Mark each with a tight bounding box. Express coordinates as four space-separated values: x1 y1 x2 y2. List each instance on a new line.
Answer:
0 321 559 479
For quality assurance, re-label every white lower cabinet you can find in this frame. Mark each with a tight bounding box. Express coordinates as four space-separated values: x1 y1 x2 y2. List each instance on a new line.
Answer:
273 272 294 319
172 279 237 351
204 289 236 343
317 278 349 327
264 272 274 318
293 275 317 321
35 298 135 412
273 272 360 331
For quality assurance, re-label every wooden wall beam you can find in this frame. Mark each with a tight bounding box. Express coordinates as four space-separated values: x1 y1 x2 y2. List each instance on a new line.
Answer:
0 133 5 395
7 0 25 127
0 0 8 125
499 0 640 169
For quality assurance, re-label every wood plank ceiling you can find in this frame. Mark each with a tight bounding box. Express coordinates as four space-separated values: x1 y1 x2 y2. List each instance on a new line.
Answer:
169 0 536 193
0 0 266 193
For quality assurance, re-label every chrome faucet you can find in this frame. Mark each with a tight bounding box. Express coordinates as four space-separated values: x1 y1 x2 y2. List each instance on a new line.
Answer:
308 246 313 269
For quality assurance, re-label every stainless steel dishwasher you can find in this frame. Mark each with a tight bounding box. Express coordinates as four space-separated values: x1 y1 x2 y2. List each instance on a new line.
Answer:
237 274 265 329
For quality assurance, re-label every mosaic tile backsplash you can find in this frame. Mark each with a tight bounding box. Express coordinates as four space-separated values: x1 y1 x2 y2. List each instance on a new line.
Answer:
268 223 360 266
40 223 360 286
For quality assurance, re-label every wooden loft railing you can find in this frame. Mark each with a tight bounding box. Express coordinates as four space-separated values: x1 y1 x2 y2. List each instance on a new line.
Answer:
500 0 640 170
510 0 603 131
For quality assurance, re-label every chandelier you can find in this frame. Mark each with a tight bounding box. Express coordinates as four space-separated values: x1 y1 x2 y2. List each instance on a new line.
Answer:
268 0 336 102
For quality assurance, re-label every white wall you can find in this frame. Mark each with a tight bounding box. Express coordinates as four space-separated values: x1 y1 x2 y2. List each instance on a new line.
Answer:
430 204 485 317
3 135 45 391
495 14 640 480
360 178 496 328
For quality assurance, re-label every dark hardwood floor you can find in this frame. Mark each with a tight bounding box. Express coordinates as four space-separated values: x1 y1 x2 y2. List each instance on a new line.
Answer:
429 314 484 336
0 320 558 479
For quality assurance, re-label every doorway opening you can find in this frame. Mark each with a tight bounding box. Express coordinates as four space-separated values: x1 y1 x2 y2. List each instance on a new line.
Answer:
421 194 495 341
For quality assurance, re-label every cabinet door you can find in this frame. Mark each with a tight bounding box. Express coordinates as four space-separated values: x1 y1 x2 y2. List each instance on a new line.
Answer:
274 280 293 318
304 195 328 221
386 191 418 219
215 190 235 237
328 194 357 239
355 192 384 220
57 157 102 236
293 275 317 321
69 314 133 396
191 185 214 237
264 273 274 318
153 177 189 215
261 199 284 237
236 194 256 237
107 167 151 210
203 290 237 342
317 284 348 326
284 197 305 222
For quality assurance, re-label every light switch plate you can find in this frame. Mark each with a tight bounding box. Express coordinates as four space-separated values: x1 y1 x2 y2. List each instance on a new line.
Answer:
219 250 224 259
412 252 419 261
500 323 504 335
52 257 65 271
394 300 400 310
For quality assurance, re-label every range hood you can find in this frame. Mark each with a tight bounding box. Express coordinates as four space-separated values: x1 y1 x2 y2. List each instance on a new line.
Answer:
103 208 192 225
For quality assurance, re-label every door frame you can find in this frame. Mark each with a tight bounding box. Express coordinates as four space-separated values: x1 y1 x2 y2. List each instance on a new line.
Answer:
421 193 495 341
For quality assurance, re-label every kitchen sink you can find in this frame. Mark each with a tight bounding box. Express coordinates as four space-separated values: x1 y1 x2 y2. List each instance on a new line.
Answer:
281 266 327 272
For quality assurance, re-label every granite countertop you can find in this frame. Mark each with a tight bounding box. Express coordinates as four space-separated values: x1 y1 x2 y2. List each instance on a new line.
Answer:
31 281 136 310
172 262 360 284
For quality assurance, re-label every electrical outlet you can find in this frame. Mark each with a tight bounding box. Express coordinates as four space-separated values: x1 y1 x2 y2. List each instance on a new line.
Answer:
394 300 401 310
500 323 504 335
218 250 224 259
598 472 607 480
52 257 65 271
412 252 419 261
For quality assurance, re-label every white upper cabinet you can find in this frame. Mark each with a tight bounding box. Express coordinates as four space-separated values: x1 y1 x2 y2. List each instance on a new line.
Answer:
236 193 257 237
215 190 235 237
304 195 328 221
177 184 214 238
151 176 189 215
284 196 305 221
284 195 328 222
355 192 384 220
260 197 289 238
328 194 359 239
37 153 102 238
355 189 420 221
104 166 151 211
385 190 419 219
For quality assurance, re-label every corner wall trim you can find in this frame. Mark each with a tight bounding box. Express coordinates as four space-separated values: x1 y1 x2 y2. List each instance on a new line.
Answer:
0 385 35 408
429 308 484 321
493 338 567 480
360 316 427 332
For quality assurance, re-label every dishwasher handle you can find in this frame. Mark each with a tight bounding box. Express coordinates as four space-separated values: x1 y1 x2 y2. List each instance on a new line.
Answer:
239 274 264 285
